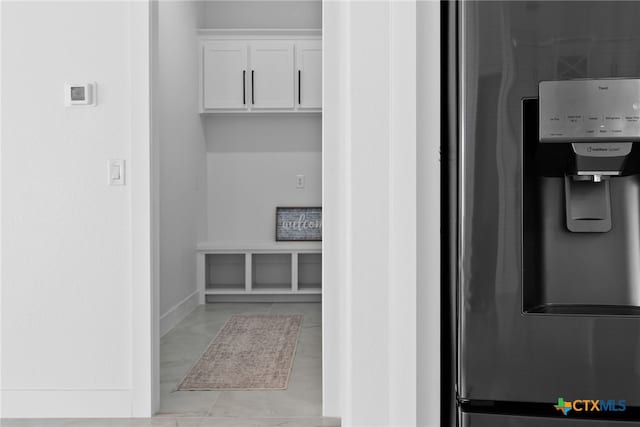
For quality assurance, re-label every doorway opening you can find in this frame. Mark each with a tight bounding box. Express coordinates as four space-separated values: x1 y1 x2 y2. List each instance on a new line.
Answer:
151 0 324 419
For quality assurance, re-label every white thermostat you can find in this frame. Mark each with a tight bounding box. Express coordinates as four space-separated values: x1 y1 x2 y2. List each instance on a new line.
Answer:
64 82 96 106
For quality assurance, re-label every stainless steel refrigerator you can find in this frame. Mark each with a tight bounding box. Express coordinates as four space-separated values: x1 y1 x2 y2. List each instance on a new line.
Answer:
445 2 640 426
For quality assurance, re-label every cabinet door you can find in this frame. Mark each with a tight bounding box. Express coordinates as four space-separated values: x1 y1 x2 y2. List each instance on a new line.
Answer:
203 42 248 110
296 41 322 109
249 42 295 110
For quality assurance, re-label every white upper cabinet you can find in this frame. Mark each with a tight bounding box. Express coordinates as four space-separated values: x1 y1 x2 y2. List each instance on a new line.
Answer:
203 42 248 110
199 30 321 113
296 41 322 109
250 42 295 110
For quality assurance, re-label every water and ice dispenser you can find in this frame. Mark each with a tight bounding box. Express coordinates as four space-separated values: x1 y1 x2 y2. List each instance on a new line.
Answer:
523 79 640 314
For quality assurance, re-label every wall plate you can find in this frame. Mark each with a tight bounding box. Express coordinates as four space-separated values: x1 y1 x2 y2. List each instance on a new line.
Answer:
108 159 125 186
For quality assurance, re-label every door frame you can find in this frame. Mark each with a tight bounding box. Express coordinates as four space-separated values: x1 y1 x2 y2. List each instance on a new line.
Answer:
130 0 158 416
130 0 332 416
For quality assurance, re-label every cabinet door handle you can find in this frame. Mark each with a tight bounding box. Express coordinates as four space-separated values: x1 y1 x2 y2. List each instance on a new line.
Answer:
243 70 246 104
251 70 255 104
298 70 301 105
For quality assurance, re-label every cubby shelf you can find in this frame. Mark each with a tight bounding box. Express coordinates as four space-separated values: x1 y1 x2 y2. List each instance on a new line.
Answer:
197 241 321 303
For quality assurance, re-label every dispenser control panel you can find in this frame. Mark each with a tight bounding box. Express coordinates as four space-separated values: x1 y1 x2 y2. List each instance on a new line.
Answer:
539 79 640 143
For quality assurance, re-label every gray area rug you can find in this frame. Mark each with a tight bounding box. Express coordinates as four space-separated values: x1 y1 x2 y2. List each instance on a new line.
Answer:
177 314 303 391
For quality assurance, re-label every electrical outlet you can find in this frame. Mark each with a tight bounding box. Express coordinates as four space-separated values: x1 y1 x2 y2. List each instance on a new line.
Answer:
296 174 305 189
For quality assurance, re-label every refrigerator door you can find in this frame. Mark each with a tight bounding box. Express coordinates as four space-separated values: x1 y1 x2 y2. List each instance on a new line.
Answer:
459 1 640 405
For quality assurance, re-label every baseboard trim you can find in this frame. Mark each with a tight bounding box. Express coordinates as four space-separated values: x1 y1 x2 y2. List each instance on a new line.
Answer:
1 389 132 418
159 289 199 337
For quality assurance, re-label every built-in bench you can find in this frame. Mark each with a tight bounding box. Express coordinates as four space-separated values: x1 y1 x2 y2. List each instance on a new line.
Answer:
197 241 322 303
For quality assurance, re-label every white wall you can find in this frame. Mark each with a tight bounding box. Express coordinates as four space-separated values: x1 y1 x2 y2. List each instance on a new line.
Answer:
323 0 440 425
157 1 207 330
1 0 146 417
205 116 321 242
207 152 321 242
203 0 321 29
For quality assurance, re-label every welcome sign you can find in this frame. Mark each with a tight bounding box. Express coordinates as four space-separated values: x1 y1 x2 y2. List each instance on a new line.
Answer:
276 207 322 241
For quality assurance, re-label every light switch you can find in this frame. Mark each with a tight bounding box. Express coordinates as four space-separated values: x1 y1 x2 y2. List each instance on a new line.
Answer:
109 159 125 186
296 174 305 189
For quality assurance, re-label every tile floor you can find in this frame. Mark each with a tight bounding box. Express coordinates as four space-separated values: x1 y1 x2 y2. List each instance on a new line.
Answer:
1 302 339 427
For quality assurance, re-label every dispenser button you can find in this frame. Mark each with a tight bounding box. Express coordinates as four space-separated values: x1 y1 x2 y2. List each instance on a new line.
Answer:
566 114 583 133
585 115 601 133
546 115 564 137
604 115 623 132
625 115 640 136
